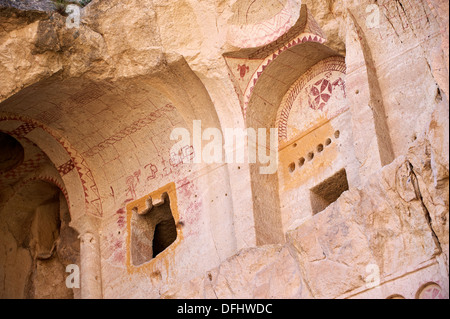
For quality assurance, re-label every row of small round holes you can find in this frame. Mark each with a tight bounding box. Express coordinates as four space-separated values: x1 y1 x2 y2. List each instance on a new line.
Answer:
288 130 340 174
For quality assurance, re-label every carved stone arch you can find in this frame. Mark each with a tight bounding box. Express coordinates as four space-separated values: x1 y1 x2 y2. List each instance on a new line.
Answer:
0 114 100 229
224 4 342 245
0 52 239 285
224 4 331 119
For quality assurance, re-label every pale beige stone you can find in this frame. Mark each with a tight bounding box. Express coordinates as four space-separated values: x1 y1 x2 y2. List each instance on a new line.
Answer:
0 0 448 300
162 245 305 299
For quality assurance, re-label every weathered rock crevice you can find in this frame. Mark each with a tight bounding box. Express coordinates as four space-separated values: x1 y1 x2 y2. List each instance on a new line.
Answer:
407 161 443 256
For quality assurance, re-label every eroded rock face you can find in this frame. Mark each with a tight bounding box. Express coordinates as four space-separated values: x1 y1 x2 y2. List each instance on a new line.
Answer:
0 181 80 299
302 0 346 55
0 0 448 299
0 0 55 12
162 98 449 299
161 245 305 299
0 0 164 100
287 154 445 298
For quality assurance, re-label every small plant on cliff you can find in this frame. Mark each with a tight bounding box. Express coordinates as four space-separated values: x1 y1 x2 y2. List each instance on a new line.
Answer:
51 0 92 16
79 0 92 6
52 0 68 15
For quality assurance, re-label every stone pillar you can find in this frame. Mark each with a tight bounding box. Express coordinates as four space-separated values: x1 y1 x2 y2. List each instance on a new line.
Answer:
79 232 102 299
346 12 395 183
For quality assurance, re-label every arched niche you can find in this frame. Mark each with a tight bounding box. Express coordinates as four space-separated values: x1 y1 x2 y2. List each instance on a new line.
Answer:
0 53 240 291
245 42 344 244
0 132 24 172
0 116 93 226
224 4 349 244
386 294 406 299
416 282 446 299
275 56 360 231
0 132 80 299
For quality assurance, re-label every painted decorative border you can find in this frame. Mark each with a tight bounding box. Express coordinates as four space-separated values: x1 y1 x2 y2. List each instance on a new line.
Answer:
275 56 347 142
0 113 103 217
242 32 327 118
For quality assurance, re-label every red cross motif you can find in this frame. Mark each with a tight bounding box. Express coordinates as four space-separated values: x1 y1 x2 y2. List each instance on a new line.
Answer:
309 78 333 111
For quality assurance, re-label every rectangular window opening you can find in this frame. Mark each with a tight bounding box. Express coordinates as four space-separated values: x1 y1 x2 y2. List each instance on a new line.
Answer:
131 192 177 267
310 169 349 215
